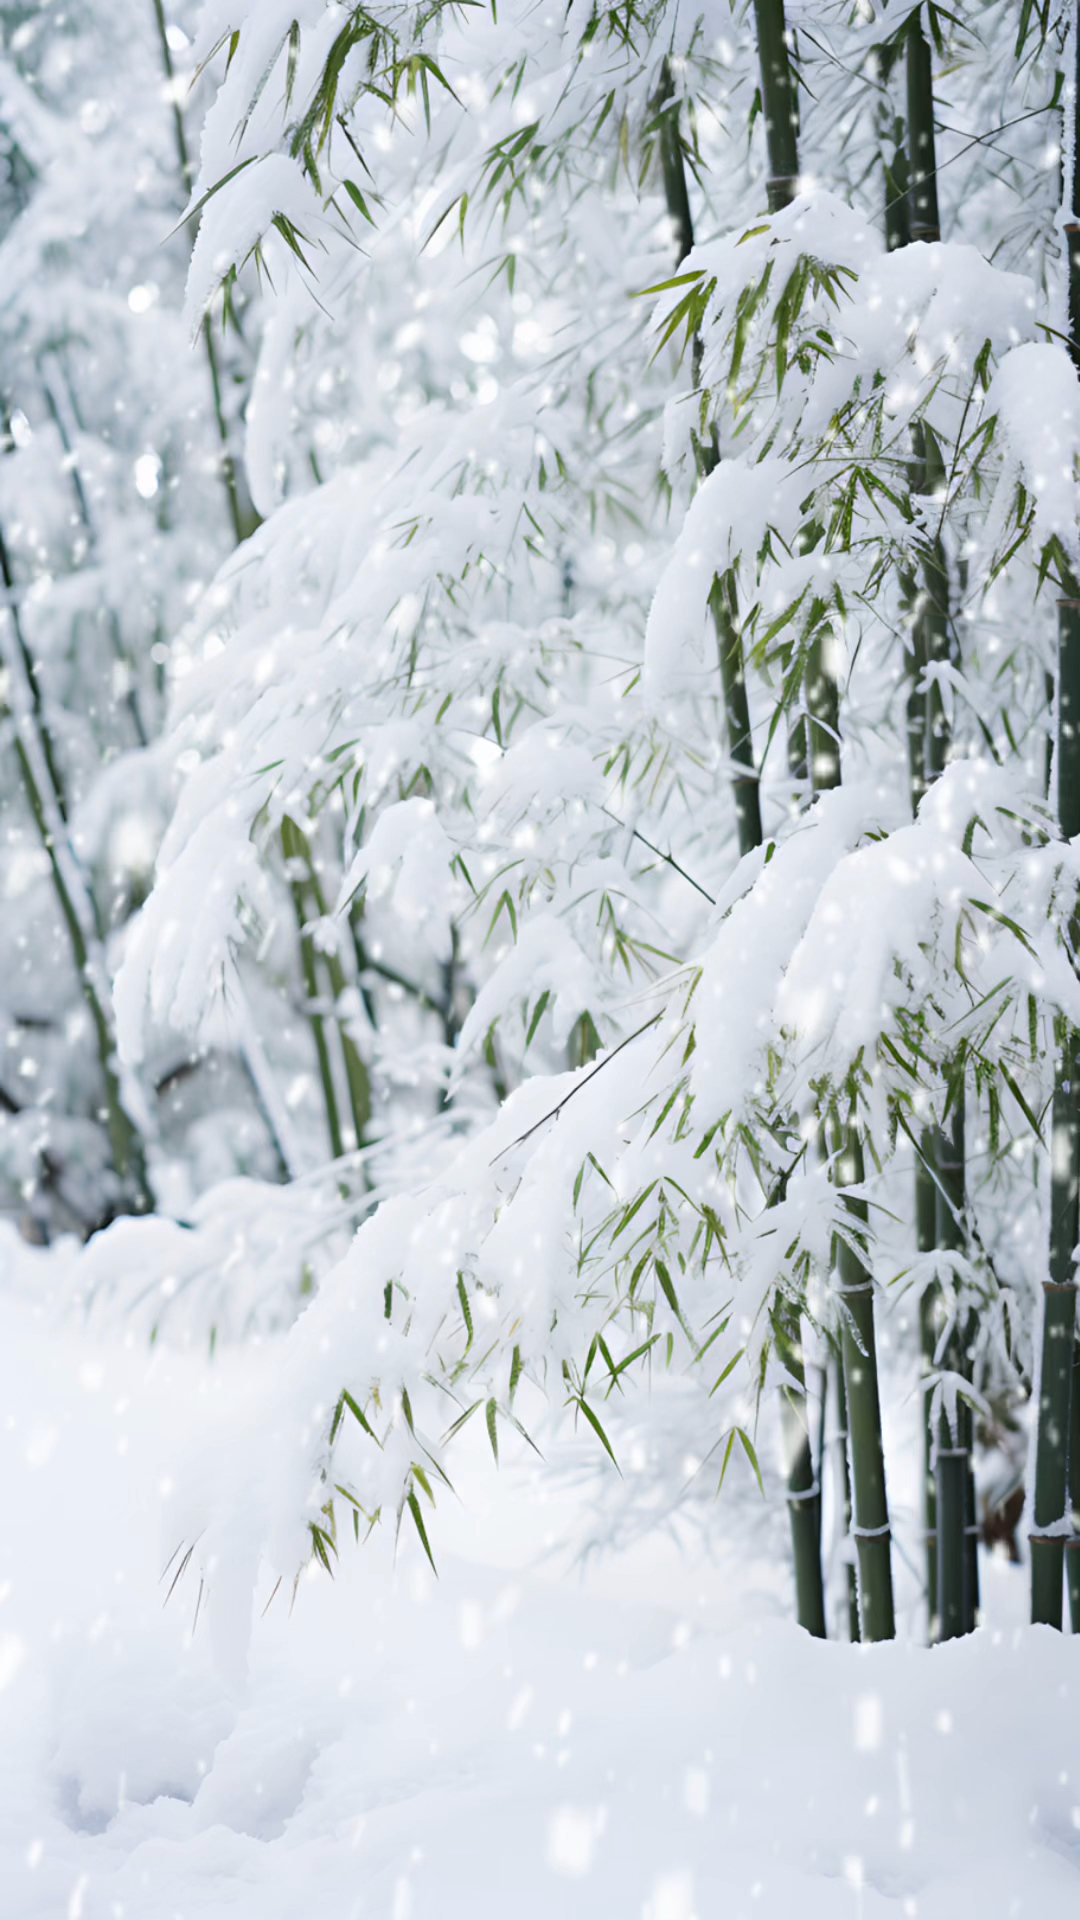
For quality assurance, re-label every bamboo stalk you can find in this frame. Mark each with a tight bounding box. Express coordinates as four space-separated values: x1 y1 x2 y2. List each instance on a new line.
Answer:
905 11 940 244
150 0 260 547
1031 1039 1080 1624
282 818 372 1160
915 1136 939 1635
38 364 150 750
301 851 373 1153
710 576 764 857
933 1098 978 1637
651 57 694 268
1069 1343 1080 1629
802 587 895 1640
1031 588 1080 1624
832 1347 860 1641
902 22 981 1636
751 0 800 212
777 1318 826 1637
835 1128 896 1641
0 513 70 821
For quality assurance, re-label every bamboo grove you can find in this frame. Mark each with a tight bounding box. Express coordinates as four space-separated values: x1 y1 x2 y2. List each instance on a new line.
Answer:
6 4 1080 1645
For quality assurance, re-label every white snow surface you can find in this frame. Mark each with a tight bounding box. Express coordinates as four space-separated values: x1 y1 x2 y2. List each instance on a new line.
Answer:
0 1282 1077 1918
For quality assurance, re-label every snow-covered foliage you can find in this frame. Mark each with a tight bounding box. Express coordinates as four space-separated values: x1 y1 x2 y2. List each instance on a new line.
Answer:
3 0 1080 1646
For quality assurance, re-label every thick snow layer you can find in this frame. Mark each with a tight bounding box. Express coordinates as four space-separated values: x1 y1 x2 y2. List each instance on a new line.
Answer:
0 1288 1076 1919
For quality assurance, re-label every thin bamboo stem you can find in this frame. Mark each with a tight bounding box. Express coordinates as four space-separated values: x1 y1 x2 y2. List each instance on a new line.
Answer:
3 684 151 1208
832 1350 860 1641
38 365 150 750
1069 1343 1080 1630
1031 581 1080 1623
777 1320 826 1637
651 58 694 268
150 0 259 547
933 1098 977 1637
710 577 764 857
835 1129 896 1641
302 855 373 1154
915 1137 939 1635
0 516 69 820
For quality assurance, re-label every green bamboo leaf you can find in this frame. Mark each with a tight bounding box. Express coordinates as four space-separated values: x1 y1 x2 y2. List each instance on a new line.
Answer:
525 988 551 1048
999 1061 1045 1142
456 1274 474 1354
654 1258 693 1341
485 1397 499 1463
569 1393 621 1470
341 1388 380 1445
406 1490 438 1573
708 1346 745 1397
343 178 377 225
735 1426 764 1494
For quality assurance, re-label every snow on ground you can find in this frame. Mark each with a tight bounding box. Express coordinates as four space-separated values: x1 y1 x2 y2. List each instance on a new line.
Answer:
0 1285 1077 1919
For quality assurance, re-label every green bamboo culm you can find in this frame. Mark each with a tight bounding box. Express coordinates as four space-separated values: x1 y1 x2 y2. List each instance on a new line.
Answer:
710 575 765 857
777 1317 826 1638
751 0 800 212
1030 1011 1080 1625
932 1097 977 1639
1030 16 1080 1617
915 1135 939 1635
282 817 372 1162
652 70 765 860
831 1349 861 1641
151 0 261 547
1030 590 1080 1623
902 16 979 1637
1065 1346 1080 1630
905 10 940 244
835 1128 896 1641
651 57 694 269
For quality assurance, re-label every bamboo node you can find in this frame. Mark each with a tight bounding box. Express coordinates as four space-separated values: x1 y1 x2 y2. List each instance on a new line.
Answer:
852 1522 891 1539
784 1480 821 1503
